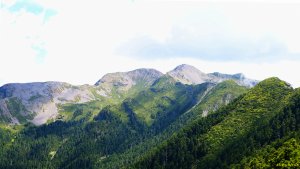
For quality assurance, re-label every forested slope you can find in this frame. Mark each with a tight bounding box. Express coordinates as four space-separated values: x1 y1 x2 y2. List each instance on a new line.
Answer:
132 77 300 169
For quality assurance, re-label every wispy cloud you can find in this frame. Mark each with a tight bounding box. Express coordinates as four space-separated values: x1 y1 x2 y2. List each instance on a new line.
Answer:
43 9 57 23
1 0 57 66
118 27 298 62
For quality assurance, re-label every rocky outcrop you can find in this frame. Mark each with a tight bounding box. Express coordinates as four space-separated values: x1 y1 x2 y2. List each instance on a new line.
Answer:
0 82 94 125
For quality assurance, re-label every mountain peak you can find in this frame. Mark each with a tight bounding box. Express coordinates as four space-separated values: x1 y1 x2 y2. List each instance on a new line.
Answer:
95 68 163 89
167 64 209 85
256 77 292 89
127 68 163 79
173 64 203 72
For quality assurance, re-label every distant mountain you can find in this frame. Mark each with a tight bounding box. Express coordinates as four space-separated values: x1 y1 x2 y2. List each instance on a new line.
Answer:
0 75 248 169
208 72 258 87
0 68 297 169
95 68 163 87
167 64 258 87
94 68 163 98
0 65 257 126
167 64 211 85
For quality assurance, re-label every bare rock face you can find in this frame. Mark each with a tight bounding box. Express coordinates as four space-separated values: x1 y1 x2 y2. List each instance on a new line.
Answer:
0 82 94 125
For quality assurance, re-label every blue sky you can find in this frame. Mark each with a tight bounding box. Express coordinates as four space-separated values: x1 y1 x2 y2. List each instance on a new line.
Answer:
9 0 44 14
6 0 56 21
1 0 300 87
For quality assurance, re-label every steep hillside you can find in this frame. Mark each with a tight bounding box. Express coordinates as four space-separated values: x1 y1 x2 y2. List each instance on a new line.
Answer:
232 87 300 168
96 80 248 169
132 77 294 169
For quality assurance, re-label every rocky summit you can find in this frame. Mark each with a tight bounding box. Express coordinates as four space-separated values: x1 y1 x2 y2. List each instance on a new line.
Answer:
167 64 258 87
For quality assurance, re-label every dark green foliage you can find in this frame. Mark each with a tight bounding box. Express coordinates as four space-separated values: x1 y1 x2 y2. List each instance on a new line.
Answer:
0 113 142 169
231 88 300 168
132 77 299 169
0 128 12 157
132 95 243 169
96 81 247 169
232 137 300 169
0 79 249 169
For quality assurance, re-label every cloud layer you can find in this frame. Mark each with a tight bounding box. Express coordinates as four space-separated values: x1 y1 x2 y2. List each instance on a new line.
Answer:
118 31 295 62
1 0 300 87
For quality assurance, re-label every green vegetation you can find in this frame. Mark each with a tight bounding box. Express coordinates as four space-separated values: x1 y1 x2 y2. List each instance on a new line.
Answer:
58 101 110 122
93 81 246 168
234 137 300 169
2 77 298 169
190 80 248 117
57 76 171 124
5 97 35 123
132 77 298 169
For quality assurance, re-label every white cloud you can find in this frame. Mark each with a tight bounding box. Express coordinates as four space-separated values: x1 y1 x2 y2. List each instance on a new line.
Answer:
1 0 300 87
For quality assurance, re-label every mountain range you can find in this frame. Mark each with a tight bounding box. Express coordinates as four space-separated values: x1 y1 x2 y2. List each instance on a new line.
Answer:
0 64 257 126
2 64 298 169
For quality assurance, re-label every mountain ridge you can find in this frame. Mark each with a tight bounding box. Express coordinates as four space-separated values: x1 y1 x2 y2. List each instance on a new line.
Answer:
0 64 257 125
131 77 295 169
1 76 296 169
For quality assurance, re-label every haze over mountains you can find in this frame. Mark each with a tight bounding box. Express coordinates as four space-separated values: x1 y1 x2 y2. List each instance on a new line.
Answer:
0 64 257 126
